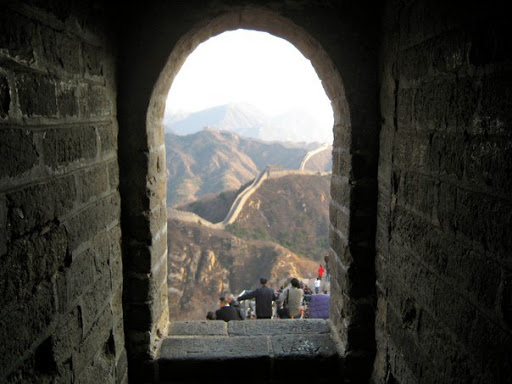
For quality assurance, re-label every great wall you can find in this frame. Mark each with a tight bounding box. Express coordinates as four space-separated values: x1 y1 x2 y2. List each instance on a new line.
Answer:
168 144 331 229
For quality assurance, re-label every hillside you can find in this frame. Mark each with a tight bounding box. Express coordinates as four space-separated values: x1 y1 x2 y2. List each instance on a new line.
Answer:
179 173 331 261
167 218 319 321
165 129 318 207
227 174 330 261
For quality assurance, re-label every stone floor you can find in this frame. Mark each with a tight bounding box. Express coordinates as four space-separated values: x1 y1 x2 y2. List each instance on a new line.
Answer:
157 319 343 383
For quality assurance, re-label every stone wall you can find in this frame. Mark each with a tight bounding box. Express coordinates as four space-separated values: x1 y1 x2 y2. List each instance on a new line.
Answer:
0 2 127 383
374 1 512 382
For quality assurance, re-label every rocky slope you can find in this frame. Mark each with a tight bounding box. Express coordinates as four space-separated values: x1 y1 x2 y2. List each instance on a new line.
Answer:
167 218 319 321
166 129 330 207
227 174 330 261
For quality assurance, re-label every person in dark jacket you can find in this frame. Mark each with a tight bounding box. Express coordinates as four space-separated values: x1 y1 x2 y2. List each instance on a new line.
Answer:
227 293 245 320
237 277 276 319
215 296 242 322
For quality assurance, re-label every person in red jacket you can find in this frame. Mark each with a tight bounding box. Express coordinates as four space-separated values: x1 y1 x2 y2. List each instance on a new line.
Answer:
317 264 325 280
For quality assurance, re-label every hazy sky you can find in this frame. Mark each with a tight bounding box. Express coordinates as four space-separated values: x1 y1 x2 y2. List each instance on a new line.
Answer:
165 29 333 125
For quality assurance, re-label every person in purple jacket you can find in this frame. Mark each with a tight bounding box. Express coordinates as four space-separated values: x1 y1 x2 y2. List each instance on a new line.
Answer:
306 292 330 319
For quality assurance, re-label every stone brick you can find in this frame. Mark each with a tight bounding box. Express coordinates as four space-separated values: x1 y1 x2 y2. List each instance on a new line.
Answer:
107 159 119 191
81 273 112 336
0 194 6 256
56 82 79 117
16 72 57 117
0 128 39 179
478 72 512 135
92 229 110 274
455 188 512 258
51 307 83 367
83 42 104 77
41 125 97 169
125 259 167 304
73 306 113 375
123 229 167 273
0 11 37 64
97 123 117 156
395 171 439 219
431 30 468 74
0 281 56 372
40 26 81 74
413 80 451 132
65 248 96 308
64 192 120 251
79 165 109 203
0 225 67 308
330 174 350 208
78 83 112 118
464 136 512 194
0 73 10 118
7 175 76 238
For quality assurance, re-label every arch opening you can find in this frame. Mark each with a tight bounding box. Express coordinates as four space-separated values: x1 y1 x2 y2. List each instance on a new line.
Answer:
162 28 335 321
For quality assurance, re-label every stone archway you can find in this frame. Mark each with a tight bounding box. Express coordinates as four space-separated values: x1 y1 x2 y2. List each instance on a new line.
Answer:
118 4 379 382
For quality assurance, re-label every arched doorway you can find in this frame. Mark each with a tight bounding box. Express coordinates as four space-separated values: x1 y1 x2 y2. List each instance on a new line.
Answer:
118 4 379 382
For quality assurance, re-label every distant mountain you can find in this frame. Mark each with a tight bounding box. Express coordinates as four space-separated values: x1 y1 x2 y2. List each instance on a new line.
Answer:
165 129 323 207
164 102 333 144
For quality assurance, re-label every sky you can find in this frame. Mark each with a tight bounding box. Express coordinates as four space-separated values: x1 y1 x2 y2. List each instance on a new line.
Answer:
165 29 333 127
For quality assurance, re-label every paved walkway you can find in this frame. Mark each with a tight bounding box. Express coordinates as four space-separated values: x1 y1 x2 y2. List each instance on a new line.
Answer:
158 319 343 383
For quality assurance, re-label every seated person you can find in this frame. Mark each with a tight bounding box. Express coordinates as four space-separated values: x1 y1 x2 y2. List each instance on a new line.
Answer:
215 296 242 322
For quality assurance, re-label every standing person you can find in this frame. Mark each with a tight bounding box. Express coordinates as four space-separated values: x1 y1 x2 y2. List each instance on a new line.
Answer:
215 296 242 322
324 255 330 282
314 277 321 294
237 277 276 319
317 264 325 280
277 278 304 319
227 293 245 320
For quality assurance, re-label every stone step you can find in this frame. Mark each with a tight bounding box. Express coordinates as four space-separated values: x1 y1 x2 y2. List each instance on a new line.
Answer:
157 319 343 383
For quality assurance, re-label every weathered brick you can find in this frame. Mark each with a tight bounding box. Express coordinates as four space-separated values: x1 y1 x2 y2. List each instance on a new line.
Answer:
97 123 117 156
83 43 104 77
478 72 512 135
464 136 512 194
64 192 120 251
40 26 80 74
0 225 67 309
0 281 56 371
81 273 112 335
16 72 57 117
73 306 113 375
7 175 76 237
107 159 119 191
0 194 6 256
51 307 83 366
0 128 39 179
56 82 79 117
455 188 512 258
0 11 37 64
41 126 97 168
65 248 96 308
79 165 109 203
0 73 10 118
78 83 111 118
413 80 451 132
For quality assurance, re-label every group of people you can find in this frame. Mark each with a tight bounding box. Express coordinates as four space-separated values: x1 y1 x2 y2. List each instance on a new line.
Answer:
206 274 330 322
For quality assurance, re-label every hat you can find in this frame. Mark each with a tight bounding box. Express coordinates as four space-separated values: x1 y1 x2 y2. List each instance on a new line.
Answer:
260 277 268 284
